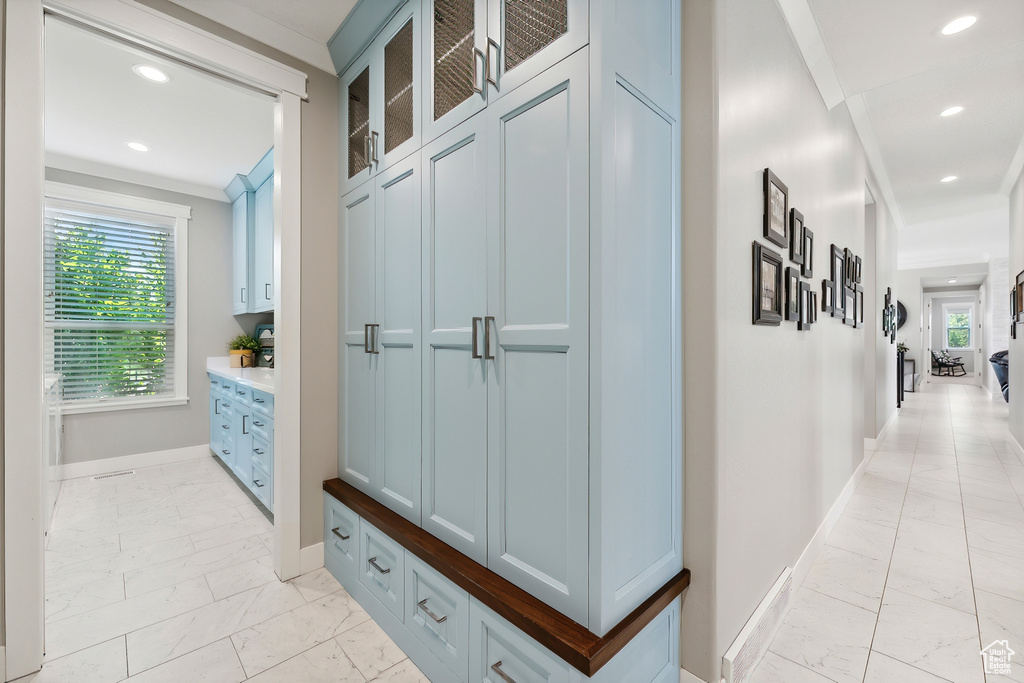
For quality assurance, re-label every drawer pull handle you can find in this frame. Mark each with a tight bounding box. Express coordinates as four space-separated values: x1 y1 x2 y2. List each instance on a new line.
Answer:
417 598 447 624
254 448 264 455
253 420 264 427
368 556 390 575
253 479 264 488
254 398 264 404
331 527 350 541
222 425 231 430
221 449 231 456
491 661 516 683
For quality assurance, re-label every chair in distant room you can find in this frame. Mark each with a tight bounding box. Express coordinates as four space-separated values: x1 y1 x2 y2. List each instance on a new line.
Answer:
931 350 966 377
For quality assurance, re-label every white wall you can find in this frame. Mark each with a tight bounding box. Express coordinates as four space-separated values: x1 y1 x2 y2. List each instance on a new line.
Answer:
865 199 899 439
1010 168 1024 448
985 257 1010 396
928 293 978 374
682 0 896 677
45 168 254 464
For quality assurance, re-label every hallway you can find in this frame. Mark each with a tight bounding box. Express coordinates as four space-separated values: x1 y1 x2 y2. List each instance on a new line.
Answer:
752 382 1023 683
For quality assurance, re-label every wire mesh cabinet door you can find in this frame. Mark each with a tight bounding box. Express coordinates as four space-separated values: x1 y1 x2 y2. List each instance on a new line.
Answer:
485 0 587 105
422 0 488 144
379 1 422 172
341 50 377 197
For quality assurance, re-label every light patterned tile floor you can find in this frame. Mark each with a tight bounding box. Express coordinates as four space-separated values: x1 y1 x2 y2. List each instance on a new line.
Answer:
752 381 1024 683
15 456 424 683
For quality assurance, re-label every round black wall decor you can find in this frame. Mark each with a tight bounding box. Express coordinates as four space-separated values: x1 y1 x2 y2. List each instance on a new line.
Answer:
896 301 907 330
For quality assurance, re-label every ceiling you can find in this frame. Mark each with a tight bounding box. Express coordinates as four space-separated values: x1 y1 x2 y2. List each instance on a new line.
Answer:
801 0 1024 268
44 17 275 201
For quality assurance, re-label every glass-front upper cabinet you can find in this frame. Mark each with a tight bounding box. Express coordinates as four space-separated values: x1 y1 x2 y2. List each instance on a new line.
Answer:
341 1 421 196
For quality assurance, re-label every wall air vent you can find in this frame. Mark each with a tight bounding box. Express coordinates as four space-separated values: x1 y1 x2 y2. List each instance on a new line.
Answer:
93 470 135 480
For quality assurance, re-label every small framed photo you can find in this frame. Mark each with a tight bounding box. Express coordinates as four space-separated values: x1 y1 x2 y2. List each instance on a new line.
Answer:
843 248 854 288
843 287 856 326
854 285 865 329
753 241 784 325
763 168 789 248
855 256 863 284
798 281 813 331
831 244 844 287
801 227 814 278
789 209 805 265
822 279 835 316
810 291 818 323
785 266 801 321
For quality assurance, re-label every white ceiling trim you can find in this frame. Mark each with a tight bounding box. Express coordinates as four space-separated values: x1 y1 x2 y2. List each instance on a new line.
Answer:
47 152 231 202
898 252 994 271
45 0 308 98
1001 131 1024 195
778 0 905 231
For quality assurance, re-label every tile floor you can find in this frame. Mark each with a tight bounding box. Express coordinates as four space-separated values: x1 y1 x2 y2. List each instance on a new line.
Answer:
752 381 1024 683
19 456 425 682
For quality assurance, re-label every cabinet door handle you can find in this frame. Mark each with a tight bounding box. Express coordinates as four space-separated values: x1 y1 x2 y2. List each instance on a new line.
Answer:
364 323 372 354
473 47 486 94
265 283 271 301
364 135 372 170
484 315 495 360
371 131 380 164
417 598 447 624
253 478 264 488
367 556 390 575
490 661 516 683
242 415 249 434
331 527 350 541
486 38 500 88
240 287 246 304
471 317 483 359
370 324 380 354
214 399 220 415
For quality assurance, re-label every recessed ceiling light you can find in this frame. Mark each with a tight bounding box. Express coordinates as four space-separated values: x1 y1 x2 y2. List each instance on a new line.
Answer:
127 142 150 152
940 175 958 183
941 16 976 35
940 106 964 117
132 64 169 83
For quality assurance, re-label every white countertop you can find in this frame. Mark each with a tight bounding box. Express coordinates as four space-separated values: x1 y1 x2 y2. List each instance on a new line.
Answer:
207 357 275 393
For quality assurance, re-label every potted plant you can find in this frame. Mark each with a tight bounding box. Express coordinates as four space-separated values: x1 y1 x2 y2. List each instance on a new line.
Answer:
228 334 260 368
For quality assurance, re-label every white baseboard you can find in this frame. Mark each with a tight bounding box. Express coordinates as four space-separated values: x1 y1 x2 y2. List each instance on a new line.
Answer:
864 408 898 451
299 542 325 574
1009 432 1024 465
58 444 210 480
681 668 710 683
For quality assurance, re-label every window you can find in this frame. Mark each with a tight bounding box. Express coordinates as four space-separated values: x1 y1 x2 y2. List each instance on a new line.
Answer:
44 183 190 413
944 304 972 350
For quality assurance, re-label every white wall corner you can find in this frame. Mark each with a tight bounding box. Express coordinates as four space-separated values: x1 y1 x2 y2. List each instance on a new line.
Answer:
299 542 325 575
864 407 898 451
846 96 905 232
682 667 711 683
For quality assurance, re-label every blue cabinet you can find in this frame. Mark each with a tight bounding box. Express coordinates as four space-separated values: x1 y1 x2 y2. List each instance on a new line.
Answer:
208 372 275 513
226 149 274 314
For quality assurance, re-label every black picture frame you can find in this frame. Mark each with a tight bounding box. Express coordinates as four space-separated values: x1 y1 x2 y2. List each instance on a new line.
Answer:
753 241 783 326
763 168 789 248
854 284 865 329
1013 321 1017 341
855 256 863 284
801 227 814 278
785 266 801 321
830 246 845 318
822 279 835 315
890 304 897 343
843 287 856 326
843 248 854 288
810 291 818 323
798 280 813 331
789 209 805 265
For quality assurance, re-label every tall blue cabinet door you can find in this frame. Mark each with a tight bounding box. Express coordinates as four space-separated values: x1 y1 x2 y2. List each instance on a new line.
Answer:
485 48 590 624
374 152 422 524
253 175 274 312
231 192 253 314
340 183 377 494
484 0 587 105
420 113 489 564
421 0 488 144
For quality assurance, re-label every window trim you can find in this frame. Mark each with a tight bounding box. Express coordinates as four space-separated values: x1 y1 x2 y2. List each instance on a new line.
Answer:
44 181 191 413
942 302 973 351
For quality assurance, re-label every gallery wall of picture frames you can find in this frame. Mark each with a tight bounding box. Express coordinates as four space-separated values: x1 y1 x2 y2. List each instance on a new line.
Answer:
755 167 861 331
882 287 897 344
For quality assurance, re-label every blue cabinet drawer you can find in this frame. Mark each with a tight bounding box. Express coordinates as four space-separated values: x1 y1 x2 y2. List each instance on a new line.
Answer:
217 376 235 394
250 460 272 510
250 388 274 416
324 494 359 579
358 519 404 623
469 600 570 683
406 554 470 680
233 383 252 406
251 434 272 472
249 412 273 443
218 433 236 467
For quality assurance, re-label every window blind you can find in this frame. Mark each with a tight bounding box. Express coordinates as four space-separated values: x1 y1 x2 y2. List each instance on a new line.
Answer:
44 200 177 403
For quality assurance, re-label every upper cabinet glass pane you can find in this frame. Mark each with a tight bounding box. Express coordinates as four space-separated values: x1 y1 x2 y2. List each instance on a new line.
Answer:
348 66 371 179
433 0 475 121
504 0 568 72
384 20 415 154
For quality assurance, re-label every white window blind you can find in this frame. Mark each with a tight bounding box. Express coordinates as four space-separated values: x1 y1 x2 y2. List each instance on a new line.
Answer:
44 197 179 405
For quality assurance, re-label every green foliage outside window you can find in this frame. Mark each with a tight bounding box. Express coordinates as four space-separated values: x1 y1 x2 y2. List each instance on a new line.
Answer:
946 311 970 349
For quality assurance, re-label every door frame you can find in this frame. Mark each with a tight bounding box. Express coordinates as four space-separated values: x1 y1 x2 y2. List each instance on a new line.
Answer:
924 291 984 387
3 2 307 678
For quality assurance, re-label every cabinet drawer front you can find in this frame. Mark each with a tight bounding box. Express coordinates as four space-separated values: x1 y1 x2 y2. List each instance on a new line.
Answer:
233 384 252 405
250 461 272 510
249 413 274 443
405 554 469 680
250 434 272 472
219 378 235 394
324 494 359 577
219 434 236 463
469 601 570 683
250 388 274 416
358 519 405 622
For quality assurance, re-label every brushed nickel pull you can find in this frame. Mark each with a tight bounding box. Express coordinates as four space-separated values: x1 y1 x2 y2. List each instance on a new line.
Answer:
472 317 483 359
221 449 231 456
417 598 447 624
221 425 230 430
486 38 500 87
364 135 372 170
253 420 264 427
371 323 380 354
253 478 264 488
214 399 220 415
253 448 264 455
368 556 390 575
240 287 246 304
242 415 249 434
331 527 350 541
491 661 516 683
484 315 495 360
473 48 486 94
364 323 372 354
265 283 271 301
371 131 380 164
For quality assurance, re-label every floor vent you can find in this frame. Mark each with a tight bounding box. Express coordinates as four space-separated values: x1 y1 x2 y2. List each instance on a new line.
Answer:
722 567 793 683
93 470 135 480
